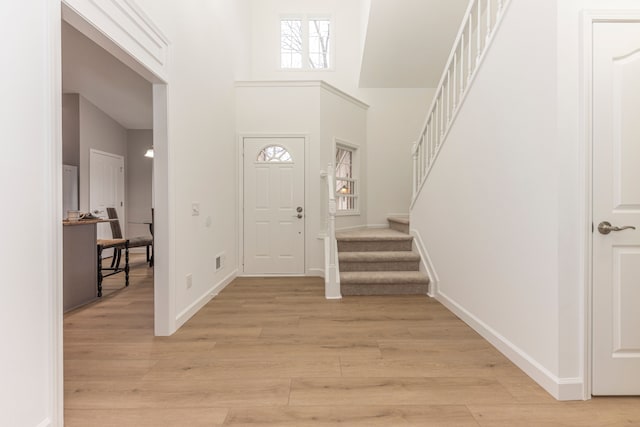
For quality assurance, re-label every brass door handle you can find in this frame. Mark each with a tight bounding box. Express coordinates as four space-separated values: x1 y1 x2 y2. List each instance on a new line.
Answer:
598 221 636 235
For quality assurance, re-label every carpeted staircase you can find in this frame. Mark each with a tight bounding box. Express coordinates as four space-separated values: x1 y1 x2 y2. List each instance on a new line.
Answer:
336 217 430 296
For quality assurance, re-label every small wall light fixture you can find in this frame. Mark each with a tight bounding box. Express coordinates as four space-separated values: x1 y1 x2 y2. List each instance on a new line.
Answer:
144 147 154 158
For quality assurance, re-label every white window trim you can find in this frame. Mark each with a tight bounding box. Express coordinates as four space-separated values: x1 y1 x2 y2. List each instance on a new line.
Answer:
334 138 360 216
279 14 335 71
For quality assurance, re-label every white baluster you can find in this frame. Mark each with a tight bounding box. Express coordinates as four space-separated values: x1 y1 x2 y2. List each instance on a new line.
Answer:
412 145 418 197
420 142 424 187
477 0 482 62
441 91 445 138
486 0 492 42
468 16 473 79
453 52 458 111
460 33 465 94
497 0 504 18
446 70 451 124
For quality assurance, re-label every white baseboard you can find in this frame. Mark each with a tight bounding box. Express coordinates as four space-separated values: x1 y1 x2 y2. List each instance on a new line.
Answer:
175 269 237 329
410 228 583 401
436 290 585 401
410 229 439 298
36 418 51 427
307 268 324 278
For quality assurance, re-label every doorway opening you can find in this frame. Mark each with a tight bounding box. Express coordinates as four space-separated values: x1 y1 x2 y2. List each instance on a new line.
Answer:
57 1 171 421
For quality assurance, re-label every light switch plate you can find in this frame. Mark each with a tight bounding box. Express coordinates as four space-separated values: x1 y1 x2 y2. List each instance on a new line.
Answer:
191 202 200 216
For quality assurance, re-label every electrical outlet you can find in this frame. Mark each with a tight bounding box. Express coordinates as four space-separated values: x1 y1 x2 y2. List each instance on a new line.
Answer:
191 202 200 216
186 273 192 289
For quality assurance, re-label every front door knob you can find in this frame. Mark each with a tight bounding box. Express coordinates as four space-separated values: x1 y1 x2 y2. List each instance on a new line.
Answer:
598 221 636 235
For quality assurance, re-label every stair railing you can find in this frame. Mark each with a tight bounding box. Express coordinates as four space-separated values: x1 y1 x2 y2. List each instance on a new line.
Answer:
322 163 341 299
411 0 511 206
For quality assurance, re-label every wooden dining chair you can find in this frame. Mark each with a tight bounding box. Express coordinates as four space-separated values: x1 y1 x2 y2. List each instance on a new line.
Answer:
106 207 153 267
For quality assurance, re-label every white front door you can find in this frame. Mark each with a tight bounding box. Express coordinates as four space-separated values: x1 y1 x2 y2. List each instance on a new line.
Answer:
592 21 640 395
243 137 305 274
90 149 125 240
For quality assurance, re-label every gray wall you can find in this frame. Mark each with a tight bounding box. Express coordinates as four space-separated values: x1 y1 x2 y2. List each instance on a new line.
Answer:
62 93 79 166
126 129 153 239
78 95 127 213
63 94 153 239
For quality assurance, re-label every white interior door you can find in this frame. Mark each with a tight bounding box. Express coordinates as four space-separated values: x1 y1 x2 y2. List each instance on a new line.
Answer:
243 137 305 274
90 149 125 241
592 21 640 395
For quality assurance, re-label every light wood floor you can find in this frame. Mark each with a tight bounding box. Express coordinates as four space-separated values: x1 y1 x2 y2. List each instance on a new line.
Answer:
64 261 640 426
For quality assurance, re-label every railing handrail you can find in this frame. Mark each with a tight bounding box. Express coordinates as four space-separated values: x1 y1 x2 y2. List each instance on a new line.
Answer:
411 0 511 206
414 0 478 151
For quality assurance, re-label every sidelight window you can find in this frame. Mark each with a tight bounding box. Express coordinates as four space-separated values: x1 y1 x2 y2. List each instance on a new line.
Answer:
335 144 358 213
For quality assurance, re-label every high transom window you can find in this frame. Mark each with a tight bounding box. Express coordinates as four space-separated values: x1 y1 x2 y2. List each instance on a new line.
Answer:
257 145 293 163
280 16 332 70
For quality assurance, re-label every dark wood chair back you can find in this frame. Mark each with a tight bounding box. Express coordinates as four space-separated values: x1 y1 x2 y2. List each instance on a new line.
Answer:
106 207 124 239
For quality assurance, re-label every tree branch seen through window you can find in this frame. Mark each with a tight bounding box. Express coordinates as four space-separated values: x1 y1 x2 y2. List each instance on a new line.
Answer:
281 17 331 70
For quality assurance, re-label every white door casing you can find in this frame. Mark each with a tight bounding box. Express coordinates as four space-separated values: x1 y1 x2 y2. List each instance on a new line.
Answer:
243 137 305 274
592 21 640 396
89 149 125 241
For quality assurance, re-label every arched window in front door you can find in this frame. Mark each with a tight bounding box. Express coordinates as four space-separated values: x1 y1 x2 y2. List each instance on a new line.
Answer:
256 145 293 163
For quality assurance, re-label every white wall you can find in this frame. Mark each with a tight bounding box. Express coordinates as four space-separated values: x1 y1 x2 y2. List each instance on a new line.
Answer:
320 86 369 231
236 83 322 274
126 130 153 240
0 0 59 425
134 0 247 328
249 0 366 90
555 0 640 387
247 0 430 225
236 82 368 275
411 0 569 398
359 88 433 226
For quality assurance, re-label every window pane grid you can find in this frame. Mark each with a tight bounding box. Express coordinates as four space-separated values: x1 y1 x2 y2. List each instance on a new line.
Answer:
257 145 293 163
335 148 352 178
309 19 331 69
335 144 357 212
281 20 302 69
280 17 330 70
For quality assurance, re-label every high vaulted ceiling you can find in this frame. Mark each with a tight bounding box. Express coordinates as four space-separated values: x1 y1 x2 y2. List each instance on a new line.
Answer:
60 0 468 129
359 0 469 88
62 21 153 129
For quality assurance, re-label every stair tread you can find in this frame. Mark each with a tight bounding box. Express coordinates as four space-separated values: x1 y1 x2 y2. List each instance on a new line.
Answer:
387 216 410 225
340 271 429 285
339 251 420 262
336 228 411 241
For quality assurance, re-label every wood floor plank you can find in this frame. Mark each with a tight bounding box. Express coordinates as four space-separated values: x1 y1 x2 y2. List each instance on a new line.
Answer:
289 377 516 406
143 356 341 380
64 359 158 379
224 405 481 426
468 399 640 426
339 356 524 378
65 378 291 409
64 408 229 427
209 339 382 359
64 261 640 426
64 341 217 360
